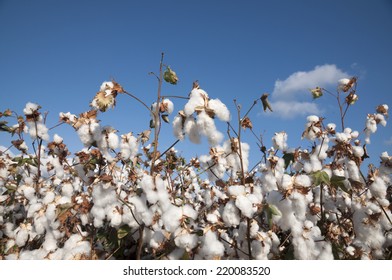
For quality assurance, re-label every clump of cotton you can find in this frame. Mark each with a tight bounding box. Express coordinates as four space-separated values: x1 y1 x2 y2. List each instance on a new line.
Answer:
120 132 138 161
174 232 198 251
222 201 241 226
200 231 225 259
196 111 223 146
184 88 208 116
272 131 288 151
208 98 230 122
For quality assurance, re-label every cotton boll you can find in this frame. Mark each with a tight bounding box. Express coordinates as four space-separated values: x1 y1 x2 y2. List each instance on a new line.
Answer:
222 201 241 226
206 213 219 224
107 207 122 227
23 186 36 201
228 185 245 196
162 205 182 232
182 204 197 220
128 196 153 226
369 177 387 199
235 195 255 218
346 160 361 182
100 81 114 92
27 203 43 218
196 111 223 146
61 183 74 198
272 131 288 151
150 231 165 249
184 89 206 116
201 231 225 259
23 102 40 115
107 132 119 150
15 224 30 247
77 124 93 146
174 233 198 251
173 115 185 140
338 78 352 91
162 99 174 114
352 146 364 158
43 232 58 252
184 117 201 144
208 98 230 122
295 174 312 187
167 248 186 260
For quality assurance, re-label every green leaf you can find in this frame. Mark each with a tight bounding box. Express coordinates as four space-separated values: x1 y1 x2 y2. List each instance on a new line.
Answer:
282 153 294 169
312 170 330 186
330 175 350 193
117 225 131 239
268 204 282 216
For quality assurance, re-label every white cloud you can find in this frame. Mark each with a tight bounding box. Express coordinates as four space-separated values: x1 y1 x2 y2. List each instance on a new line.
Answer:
271 101 320 119
270 64 349 119
385 136 392 146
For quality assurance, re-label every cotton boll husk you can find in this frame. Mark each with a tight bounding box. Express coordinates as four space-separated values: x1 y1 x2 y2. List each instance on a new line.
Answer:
172 115 185 140
201 231 225 259
222 200 241 226
208 98 230 121
174 233 198 251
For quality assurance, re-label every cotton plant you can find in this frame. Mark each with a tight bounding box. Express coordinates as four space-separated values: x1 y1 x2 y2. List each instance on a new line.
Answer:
1 66 392 260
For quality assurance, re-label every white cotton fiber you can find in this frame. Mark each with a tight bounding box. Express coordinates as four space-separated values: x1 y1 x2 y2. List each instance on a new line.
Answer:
208 98 230 122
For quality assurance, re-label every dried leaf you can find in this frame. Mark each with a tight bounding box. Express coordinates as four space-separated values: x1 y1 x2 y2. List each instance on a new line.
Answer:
261 93 273 112
241 117 253 130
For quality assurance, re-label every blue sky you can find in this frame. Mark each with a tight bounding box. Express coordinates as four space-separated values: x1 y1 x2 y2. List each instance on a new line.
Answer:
1 0 391 167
